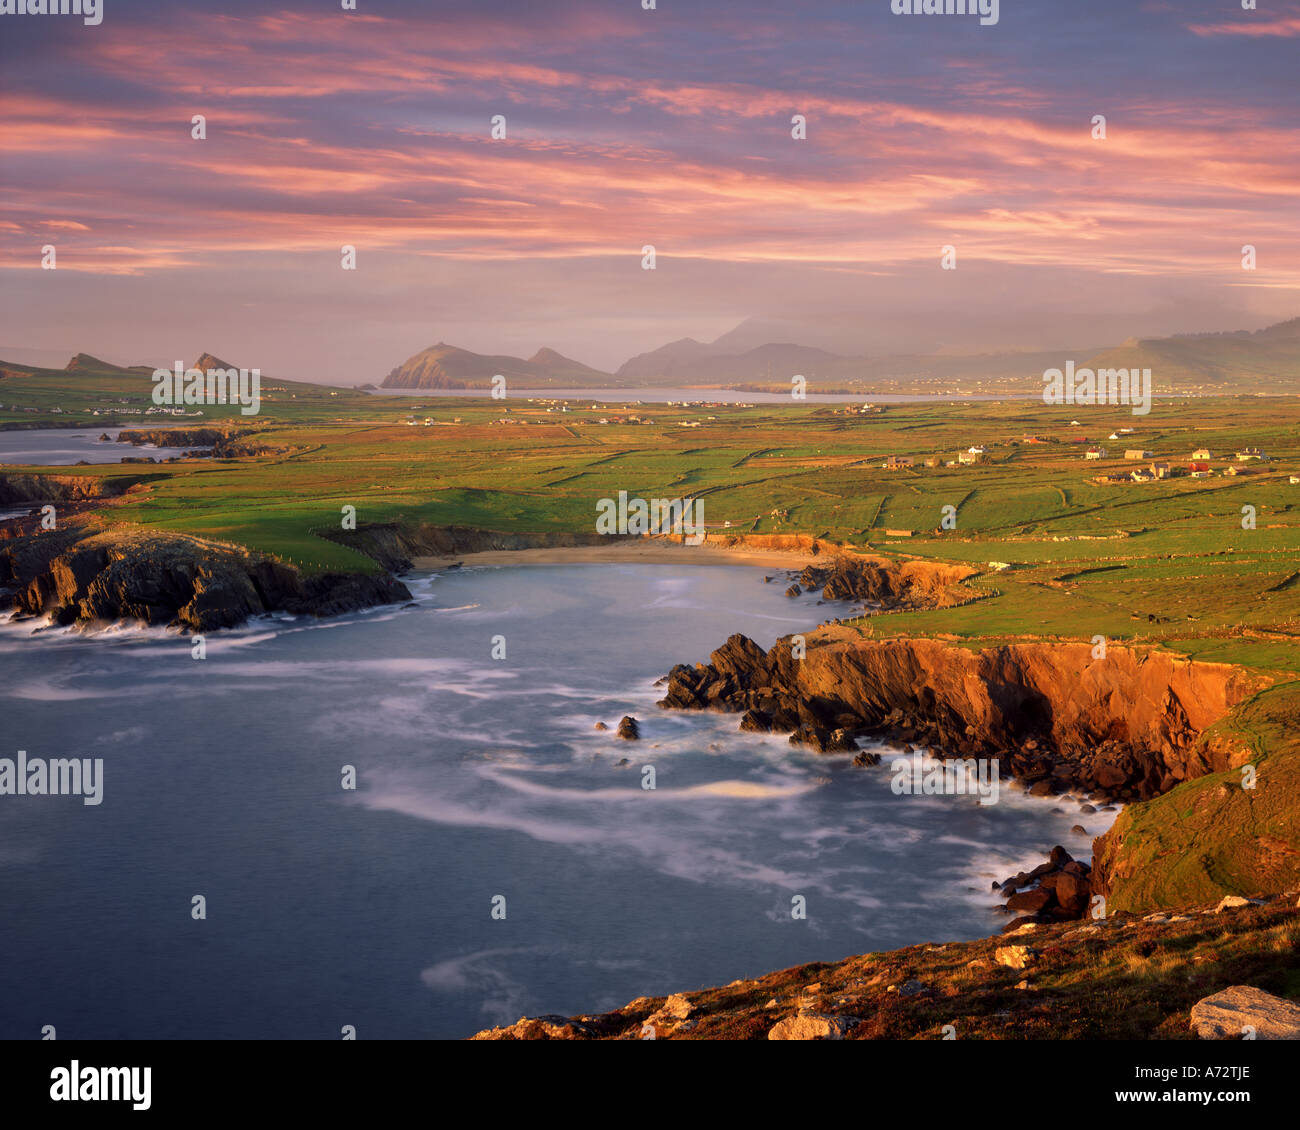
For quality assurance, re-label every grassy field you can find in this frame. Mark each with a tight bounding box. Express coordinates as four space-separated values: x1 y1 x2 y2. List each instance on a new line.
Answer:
4 366 1300 668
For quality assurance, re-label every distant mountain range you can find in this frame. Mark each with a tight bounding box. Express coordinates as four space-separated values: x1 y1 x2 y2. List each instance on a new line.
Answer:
377 316 1300 393
380 343 609 389
8 316 1300 396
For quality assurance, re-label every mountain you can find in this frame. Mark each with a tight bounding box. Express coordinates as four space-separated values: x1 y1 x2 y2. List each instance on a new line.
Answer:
616 337 845 382
65 352 128 373
1081 318 1300 393
192 352 241 372
380 343 610 389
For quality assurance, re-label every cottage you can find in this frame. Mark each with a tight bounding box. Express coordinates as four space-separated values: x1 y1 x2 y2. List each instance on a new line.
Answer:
1191 448 1213 461
884 454 914 469
957 451 979 465
1124 449 1153 460
1085 447 1106 460
1130 469 1155 483
1236 448 1264 461
1149 462 1171 479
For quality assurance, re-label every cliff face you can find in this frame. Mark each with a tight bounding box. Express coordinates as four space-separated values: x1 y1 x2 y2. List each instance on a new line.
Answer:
0 474 144 504
660 630 1300 910
660 634 1268 801
0 525 410 631
1090 682 1300 913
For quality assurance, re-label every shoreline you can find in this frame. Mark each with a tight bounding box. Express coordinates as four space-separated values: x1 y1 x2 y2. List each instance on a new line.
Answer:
411 539 823 570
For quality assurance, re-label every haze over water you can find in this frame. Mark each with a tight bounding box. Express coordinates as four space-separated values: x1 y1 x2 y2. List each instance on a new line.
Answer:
0 565 1109 1038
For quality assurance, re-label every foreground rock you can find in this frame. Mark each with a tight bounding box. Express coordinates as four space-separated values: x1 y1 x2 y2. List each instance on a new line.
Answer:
767 1014 856 1040
1190 986 1300 1040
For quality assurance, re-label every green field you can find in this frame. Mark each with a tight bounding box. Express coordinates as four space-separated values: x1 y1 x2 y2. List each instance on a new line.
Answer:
5 362 1300 669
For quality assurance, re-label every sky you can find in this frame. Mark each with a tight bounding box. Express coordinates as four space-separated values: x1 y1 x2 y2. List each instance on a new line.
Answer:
1 0 1298 382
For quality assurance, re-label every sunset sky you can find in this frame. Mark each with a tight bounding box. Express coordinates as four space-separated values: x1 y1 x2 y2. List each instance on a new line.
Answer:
2 0 1298 381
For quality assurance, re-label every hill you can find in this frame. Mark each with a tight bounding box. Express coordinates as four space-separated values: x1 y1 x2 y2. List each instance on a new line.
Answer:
380 343 610 389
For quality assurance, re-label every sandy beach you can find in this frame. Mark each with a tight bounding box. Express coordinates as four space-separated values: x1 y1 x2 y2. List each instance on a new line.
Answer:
411 538 823 571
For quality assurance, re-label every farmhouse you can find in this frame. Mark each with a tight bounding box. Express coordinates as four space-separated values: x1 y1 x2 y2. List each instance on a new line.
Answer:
1085 446 1106 460
1235 448 1265 461
884 454 914 469
1191 448 1213 461
1149 462 1171 479
1124 449 1153 460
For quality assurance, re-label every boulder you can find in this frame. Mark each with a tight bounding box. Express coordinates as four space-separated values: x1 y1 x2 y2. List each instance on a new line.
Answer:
767 1014 855 1040
994 945 1038 970
1190 986 1300 1040
616 716 640 740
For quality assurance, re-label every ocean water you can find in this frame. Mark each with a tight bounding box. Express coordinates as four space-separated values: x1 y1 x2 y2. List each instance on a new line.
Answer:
0 428 198 466
0 565 1112 1039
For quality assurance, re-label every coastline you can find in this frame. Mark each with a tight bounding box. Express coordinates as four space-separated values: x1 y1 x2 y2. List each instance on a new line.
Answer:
411 538 823 570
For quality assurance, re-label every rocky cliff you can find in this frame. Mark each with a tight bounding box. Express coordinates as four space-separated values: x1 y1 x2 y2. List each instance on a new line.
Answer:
660 632 1266 801
0 524 410 631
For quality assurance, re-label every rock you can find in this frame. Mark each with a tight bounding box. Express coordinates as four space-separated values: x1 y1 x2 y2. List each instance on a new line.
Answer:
767 1014 855 1040
789 724 856 753
593 721 609 731
616 716 640 740
994 945 1038 970
1079 803 1097 813
887 980 929 997
739 708 773 733
1071 824 1088 835
1214 895 1253 913
659 993 693 1020
1190 986 1300 1040
470 1014 596 1040
785 584 802 597
852 749 881 767
1001 917 1041 934
1007 888 1053 914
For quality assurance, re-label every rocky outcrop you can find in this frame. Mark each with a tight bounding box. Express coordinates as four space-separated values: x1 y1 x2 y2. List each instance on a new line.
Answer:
0 474 145 505
116 428 293 458
794 555 980 609
658 633 1266 801
996 845 1092 927
0 524 410 631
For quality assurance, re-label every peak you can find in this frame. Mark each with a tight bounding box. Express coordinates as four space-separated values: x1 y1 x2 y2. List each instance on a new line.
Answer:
65 352 117 371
